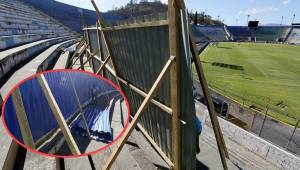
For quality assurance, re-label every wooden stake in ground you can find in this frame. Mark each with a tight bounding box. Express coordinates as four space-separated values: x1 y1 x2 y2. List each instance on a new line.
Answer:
38 75 81 155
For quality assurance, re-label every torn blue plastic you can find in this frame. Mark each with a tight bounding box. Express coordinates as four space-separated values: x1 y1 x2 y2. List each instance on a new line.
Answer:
4 71 121 144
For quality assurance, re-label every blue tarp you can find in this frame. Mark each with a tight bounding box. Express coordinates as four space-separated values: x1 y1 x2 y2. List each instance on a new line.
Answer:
4 71 121 144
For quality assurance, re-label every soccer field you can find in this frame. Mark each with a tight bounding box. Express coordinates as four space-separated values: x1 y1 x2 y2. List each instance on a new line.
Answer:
197 42 300 125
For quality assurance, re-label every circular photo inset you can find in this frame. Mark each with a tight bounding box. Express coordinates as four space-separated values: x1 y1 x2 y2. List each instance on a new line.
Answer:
1 70 130 158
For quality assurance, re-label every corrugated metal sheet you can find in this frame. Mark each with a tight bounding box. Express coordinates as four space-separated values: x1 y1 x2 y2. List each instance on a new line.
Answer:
89 11 196 169
4 71 120 144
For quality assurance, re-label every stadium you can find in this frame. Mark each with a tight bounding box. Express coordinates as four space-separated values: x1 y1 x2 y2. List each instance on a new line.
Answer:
0 0 299 170
192 22 300 124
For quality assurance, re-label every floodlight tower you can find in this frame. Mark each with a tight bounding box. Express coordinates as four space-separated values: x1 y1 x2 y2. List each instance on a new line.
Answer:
280 16 284 26
292 14 296 24
247 14 250 25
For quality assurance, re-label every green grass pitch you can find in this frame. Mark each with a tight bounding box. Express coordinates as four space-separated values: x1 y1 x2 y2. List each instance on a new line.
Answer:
197 42 300 125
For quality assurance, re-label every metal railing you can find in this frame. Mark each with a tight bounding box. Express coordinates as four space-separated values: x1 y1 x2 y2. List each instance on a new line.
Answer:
206 81 300 156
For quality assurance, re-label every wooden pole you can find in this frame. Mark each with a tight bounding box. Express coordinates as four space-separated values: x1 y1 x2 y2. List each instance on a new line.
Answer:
134 119 174 167
70 40 84 61
67 73 91 137
96 21 105 76
37 75 81 155
91 0 101 19
11 89 35 149
77 51 99 70
95 55 111 74
189 28 229 170
70 45 88 68
90 1 127 102
102 56 175 170
81 26 89 71
168 0 181 169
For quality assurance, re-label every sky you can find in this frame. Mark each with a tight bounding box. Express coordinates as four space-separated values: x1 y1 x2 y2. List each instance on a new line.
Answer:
56 0 300 26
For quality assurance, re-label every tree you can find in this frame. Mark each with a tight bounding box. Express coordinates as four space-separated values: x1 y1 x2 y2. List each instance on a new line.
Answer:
194 11 198 25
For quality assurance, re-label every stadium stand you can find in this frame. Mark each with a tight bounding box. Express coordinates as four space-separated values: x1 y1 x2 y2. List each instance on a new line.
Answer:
22 0 126 33
227 26 251 41
250 26 291 42
53 43 78 69
191 25 210 42
287 27 300 44
0 0 80 168
0 0 78 51
193 25 229 41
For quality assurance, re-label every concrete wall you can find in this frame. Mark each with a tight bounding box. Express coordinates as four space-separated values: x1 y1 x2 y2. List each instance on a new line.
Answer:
209 89 257 130
204 111 300 170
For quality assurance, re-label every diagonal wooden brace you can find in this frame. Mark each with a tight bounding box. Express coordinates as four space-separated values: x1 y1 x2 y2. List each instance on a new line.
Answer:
76 50 99 70
102 55 175 170
95 55 111 74
70 45 88 68
11 89 35 149
37 75 81 155
67 73 91 137
189 27 229 170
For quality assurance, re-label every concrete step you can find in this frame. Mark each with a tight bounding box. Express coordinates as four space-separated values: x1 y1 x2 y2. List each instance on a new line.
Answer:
0 36 70 80
0 39 78 170
0 33 56 51
53 43 78 69
1 39 76 96
0 28 59 36
196 101 282 170
37 39 79 72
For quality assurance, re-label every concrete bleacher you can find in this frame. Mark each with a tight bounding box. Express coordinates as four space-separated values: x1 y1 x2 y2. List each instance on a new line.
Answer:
53 43 78 69
0 0 80 168
287 27 300 44
0 0 77 36
37 39 79 72
191 25 210 42
0 37 70 80
193 25 229 41
250 26 291 42
0 34 57 51
227 26 251 41
0 37 79 169
23 0 126 33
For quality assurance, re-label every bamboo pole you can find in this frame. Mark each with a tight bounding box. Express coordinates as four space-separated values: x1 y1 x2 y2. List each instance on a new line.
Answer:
102 56 175 170
11 89 35 149
37 75 81 155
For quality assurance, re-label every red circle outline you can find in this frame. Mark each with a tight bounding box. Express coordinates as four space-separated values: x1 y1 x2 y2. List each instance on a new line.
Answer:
1 69 130 158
